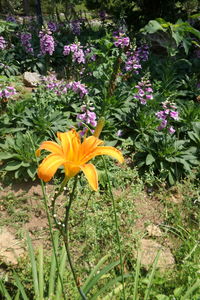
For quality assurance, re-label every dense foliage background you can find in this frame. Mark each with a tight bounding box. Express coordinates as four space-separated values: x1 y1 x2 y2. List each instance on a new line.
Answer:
0 0 200 299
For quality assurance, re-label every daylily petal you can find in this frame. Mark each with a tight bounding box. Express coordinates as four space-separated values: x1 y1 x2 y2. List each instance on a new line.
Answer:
80 136 104 162
36 141 63 157
63 162 80 179
38 154 66 182
80 163 98 191
57 132 70 158
57 130 80 161
80 146 124 165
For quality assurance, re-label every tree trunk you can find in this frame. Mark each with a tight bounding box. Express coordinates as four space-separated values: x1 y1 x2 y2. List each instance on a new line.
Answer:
35 0 43 25
23 0 30 16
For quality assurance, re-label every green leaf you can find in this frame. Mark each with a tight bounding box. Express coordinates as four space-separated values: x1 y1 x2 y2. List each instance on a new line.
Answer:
4 161 22 171
142 20 166 34
144 251 161 300
26 232 39 298
27 166 36 179
174 286 184 297
83 260 120 295
48 232 59 297
181 279 200 299
91 274 131 300
0 152 14 160
171 28 183 46
0 279 12 300
168 171 175 185
13 272 29 300
156 295 169 300
146 154 155 166
182 39 191 55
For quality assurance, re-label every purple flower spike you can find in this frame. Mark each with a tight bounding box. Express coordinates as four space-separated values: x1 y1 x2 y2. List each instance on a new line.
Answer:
77 104 97 135
20 32 33 54
39 29 55 56
0 36 6 50
168 126 176 134
113 32 130 48
156 100 179 133
134 77 153 105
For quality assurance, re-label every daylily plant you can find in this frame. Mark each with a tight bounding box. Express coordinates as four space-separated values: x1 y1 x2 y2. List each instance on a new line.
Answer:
36 129 124 191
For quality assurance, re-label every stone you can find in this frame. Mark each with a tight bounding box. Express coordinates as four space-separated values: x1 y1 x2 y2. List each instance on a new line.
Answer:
23 72 40 87
137 239 175 270
146 224 162 237
0 227 24 265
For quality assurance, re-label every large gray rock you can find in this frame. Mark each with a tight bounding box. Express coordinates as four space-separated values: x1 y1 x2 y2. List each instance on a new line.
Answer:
136 239 175 270
23 72 40 87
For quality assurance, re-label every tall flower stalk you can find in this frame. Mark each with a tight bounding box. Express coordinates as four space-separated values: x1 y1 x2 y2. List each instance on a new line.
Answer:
36 123 124 298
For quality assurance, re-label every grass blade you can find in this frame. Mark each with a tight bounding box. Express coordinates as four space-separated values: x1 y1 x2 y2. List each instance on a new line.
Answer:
144 250 161 300
83 259 120 295
103 283 125 300
0 279 12 300
38 245 44 299
55 244 67 300
91 274 131 300
26 232 39 298
48 231 59 297
13 272 29 300
133 251 141 300
82 255 110 290
14 290 20 300
181 279 200 299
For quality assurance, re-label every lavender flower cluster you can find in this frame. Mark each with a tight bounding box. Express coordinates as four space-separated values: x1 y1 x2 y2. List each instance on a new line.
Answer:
41 75 67 95
48 21 58 33
135 44 149 62
0 36 6 50
77 104 97 136
125 50 141 73
6 16 16 23
71 20 81 35
20 33 33 54
39 29 55 56
67 81 88 97
155 101 179 134
124 44 149 73
113 32 130 48
134 78 153 105
42 75 88 98
63 43 85 64
0 86 16 99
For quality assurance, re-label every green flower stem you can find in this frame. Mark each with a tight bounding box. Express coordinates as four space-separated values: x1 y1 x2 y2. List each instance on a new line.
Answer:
61 176 87 300
102 157 126 300
28 132 66 299
40 180 67 300
51 176 69 221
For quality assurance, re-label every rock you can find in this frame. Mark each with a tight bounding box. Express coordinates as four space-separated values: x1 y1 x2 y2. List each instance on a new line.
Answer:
0 227 24 265
23 72 40 87
136 239 175 270
146 224 162 237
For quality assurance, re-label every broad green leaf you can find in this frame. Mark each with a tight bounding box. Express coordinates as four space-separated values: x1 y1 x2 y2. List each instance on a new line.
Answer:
4 161 22 171
146 154 155 165
142 20 166 34
0 152 14 160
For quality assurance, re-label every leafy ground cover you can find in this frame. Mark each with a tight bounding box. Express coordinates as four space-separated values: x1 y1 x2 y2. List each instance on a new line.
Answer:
0 169 199 299
0 7 200 300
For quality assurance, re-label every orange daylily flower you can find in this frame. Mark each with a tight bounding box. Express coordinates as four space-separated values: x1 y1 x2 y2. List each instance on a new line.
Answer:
36 129 124 191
